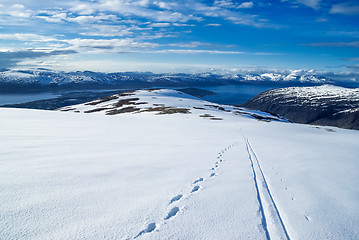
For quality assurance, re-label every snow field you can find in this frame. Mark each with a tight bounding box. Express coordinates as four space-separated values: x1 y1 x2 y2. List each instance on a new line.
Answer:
1 89 358 239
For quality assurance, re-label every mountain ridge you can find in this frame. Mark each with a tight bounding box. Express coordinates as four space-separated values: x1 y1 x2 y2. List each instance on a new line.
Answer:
1 69 350 93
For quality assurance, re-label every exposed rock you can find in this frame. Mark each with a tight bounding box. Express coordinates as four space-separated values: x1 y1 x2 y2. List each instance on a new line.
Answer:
243 85 359 130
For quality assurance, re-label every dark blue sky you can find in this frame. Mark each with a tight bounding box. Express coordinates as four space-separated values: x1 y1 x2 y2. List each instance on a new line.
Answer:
0 0 358 73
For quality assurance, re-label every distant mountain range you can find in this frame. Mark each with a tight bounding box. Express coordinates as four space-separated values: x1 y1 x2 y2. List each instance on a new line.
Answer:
2 68 356 93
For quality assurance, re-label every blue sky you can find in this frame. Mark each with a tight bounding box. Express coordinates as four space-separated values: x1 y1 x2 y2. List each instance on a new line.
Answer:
0 0 358 73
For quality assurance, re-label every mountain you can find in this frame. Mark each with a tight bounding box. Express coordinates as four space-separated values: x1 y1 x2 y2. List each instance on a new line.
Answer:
1 89 358 239
243 85 359 130
0 69 346 93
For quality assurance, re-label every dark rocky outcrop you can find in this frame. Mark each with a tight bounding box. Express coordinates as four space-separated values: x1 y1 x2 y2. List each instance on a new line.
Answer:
243 85 359 130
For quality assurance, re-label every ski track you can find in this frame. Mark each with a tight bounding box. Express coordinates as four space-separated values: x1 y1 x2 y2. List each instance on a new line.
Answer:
244 138 291 240
133 142 238 239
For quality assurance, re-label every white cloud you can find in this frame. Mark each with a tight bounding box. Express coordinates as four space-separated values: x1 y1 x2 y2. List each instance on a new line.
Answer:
167 41 236 49
1 4 33 18
173 23 195 27
67 14 118 24
316 17 328 22
79 25 133 37
326 31 359 38
70 4 95 15
282 0 320 9
150 22 171 27
214 0 235 8
168 41 212 48
237 2 254 9
190 1 277 28
205 23 221 27
214 0 253 9
301 41 359 48
144 49 245 54
153 1 178 10
65 38 158 52
298 0 320 9
97 0 200 23
0 33 57 42
36 12 67 23
330 2 359 15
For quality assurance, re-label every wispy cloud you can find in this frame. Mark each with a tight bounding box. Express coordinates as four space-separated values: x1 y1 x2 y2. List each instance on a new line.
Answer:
301 41 359 48
214 0 253 9
167 41 236 49
64 38 158 52
237 2 254 9
330 2 359 15
150 22 171 27
326 31 359 38
205 23 221 27
0 49 77 68
282 0 321 9
142 49 277 55
6 4 32 18
345 57 359 61
0 33 57 42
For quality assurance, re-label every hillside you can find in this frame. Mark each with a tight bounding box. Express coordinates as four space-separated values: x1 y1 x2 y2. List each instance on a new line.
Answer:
243 85 359 130
1 89 358 239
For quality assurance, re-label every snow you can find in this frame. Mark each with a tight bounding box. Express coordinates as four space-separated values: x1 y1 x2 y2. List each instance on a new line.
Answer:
266 84 359 100
0 69 336 86
1 89 358 239
254 84 359 109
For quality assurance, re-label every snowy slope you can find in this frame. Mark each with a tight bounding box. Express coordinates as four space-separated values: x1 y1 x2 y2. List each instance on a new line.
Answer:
57 89 285 122
1 89 358 240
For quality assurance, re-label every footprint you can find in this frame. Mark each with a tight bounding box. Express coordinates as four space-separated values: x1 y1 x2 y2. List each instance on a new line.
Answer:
170 194 183 204
304 213 311 222
135 222 156 238
193 178 204 184
191 186 200 193
210 173 216 177
165 207 179 220
211 168 215 170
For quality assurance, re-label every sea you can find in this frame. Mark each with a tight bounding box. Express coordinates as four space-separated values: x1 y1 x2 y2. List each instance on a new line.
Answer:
0 83 282 108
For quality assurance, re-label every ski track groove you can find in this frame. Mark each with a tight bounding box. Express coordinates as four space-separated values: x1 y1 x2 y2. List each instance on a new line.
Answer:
245 138 291 240
133 143 237 239
245 139 271 240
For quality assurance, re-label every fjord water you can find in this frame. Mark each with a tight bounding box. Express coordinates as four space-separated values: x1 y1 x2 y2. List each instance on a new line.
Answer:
0 84 279 107
200 84 278 105
0 92 60 105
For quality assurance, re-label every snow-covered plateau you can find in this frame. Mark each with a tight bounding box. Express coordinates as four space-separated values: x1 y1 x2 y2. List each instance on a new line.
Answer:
1 89 358 239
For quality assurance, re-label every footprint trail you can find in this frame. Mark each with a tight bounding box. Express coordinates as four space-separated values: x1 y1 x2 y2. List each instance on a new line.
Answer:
133 143 238 239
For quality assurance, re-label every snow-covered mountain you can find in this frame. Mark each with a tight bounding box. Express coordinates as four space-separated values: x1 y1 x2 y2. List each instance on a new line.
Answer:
0 69 341 92
243 85 359 130
1 89 358 239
